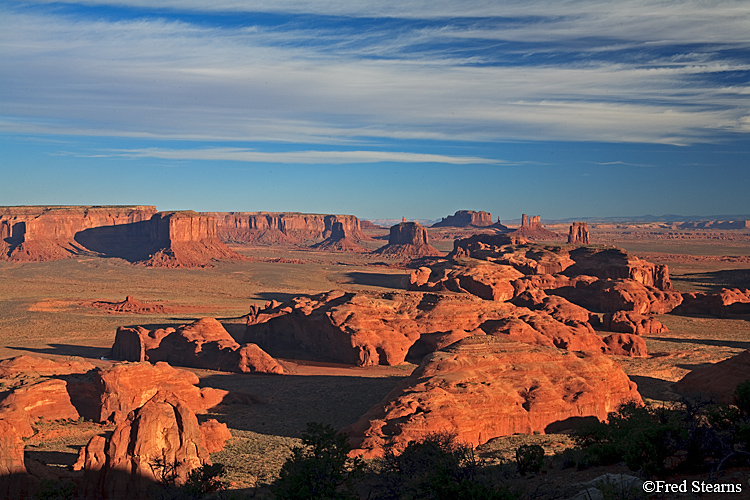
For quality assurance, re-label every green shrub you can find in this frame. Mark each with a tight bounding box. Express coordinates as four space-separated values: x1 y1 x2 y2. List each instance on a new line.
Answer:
376 432 517 500
515 444 544 476
274 422 362 500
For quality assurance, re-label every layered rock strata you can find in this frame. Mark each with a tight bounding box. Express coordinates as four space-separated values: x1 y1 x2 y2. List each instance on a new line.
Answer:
345 336 642 457
0 206 242 267
206 211 368 246
311 221 368 252
431 210 494 228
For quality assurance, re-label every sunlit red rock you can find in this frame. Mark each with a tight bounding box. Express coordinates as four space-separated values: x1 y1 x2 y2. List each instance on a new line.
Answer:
0 419 35 499
673 288 750 317
0 355 94 378
602 333 648 357
0 379 80 437
200 419 232 453
345 336 642 457
96 362 226 424
408 261 523 301
111 318 284 374
568 222 590 244
372 221 442 258
81 392 210 499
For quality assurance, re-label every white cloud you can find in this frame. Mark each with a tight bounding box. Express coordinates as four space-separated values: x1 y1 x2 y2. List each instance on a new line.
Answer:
1 1 749 148
79 147 504 164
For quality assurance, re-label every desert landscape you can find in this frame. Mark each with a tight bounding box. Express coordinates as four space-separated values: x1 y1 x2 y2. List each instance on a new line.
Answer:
3 1 749 498
0 206 749 498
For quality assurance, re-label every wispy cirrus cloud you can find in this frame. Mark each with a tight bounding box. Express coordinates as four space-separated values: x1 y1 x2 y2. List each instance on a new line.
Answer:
1 0 749 150
66 147 505 165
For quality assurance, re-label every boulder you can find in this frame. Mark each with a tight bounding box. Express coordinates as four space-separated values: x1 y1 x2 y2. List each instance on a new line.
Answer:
603 311 667 335
674 351 750 404
372 222 442 258
111 318 284 374
345 336 642 457
602 333 648 357
200 419 232 453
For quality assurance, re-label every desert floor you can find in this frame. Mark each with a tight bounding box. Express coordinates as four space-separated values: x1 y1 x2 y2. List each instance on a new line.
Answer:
2 231 750 494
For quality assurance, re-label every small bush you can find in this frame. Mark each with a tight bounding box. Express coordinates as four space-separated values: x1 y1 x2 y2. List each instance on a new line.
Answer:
515 444 544 476
274 422 362 500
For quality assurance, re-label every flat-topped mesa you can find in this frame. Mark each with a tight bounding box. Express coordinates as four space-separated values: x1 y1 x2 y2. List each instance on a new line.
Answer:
372 221 442 258
311 221 368 252
0 206 242 267
0 206 157 261
204 212 368 246
505 213 560 241
431 210 494 228
568 222 590 244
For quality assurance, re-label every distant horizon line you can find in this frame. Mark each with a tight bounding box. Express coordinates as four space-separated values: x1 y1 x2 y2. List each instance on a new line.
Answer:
1 205 748 224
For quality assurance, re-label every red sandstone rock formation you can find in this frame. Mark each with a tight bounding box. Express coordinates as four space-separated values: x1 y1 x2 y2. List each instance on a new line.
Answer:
206 211 369 246
672 288 750 317
344 336 642 457
311 221 368 252
244 290 625 366
372 221 442 258
96 362 227 424
511 214 561 240
79 392 211 499
568 222 590 244
0 206 243 267
0 419 34 499
431 210 494 228
91 295 170 314
200 419 233 453
139 211 243 268
601 311 667 335
602 333 648 357
111 318 284 374
0 379 80 437
409 261 524 301
0 205 157 261
674 350 750 404
0 355 94 378
556 279 682 314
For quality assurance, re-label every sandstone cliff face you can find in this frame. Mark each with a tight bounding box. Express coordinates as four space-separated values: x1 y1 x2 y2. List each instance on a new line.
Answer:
0 206 157 261
344 336 642 457
431 210 494 228
0 206 242 267
206 211 368 246
372 221 442 258
311 221 368 252
568 222 590 244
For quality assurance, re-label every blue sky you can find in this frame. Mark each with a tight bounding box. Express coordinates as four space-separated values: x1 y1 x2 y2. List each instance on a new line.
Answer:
1 1 749 221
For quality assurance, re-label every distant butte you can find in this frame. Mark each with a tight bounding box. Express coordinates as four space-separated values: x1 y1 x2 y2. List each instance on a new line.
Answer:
371 221 442 258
